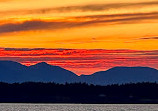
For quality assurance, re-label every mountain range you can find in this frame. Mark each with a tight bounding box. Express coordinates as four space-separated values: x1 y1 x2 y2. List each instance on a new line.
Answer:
0 61 158 85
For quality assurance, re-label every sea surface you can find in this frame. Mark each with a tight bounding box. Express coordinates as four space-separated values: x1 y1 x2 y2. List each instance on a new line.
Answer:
0 104 158 111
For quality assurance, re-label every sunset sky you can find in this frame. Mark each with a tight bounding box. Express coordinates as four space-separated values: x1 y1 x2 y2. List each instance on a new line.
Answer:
0 0 158 75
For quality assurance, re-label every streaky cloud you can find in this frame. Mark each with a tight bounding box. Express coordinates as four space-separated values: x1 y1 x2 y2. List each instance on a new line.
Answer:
4 48 48 51
1 1 158 15
0 12 158 33
54 1 158 12
140 37 158 40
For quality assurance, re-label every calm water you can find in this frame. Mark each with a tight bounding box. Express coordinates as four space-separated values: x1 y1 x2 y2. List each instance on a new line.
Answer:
0 104 158 111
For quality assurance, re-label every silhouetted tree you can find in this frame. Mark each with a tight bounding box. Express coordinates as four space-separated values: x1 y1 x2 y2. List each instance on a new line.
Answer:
0 82 158 103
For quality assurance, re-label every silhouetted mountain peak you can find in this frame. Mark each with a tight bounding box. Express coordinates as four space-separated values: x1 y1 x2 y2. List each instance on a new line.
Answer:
0 61 77 83
36 62 49 66
106 66 158 72
0 60 158 85
29 62 52 68
29 62 69 72
0 60 27 69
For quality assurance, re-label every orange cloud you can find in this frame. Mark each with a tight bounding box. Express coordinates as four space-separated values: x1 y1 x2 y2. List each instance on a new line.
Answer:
1 1 158 15
0 12 158 34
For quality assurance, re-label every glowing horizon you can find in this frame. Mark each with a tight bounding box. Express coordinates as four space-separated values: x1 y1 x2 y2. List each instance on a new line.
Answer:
0 0 158 74
0 48 158 75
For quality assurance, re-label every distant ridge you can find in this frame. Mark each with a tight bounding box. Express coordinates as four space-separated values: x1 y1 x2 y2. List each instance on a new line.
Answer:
79 66 158 85
0 61 77 83
0 61 158 85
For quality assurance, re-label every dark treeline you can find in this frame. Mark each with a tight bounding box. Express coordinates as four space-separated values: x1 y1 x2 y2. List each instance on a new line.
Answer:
0 82 158 103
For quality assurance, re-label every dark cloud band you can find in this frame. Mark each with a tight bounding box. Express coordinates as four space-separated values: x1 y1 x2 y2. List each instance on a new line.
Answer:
0 12 158 33
1 1 158 15
140 37 158 40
